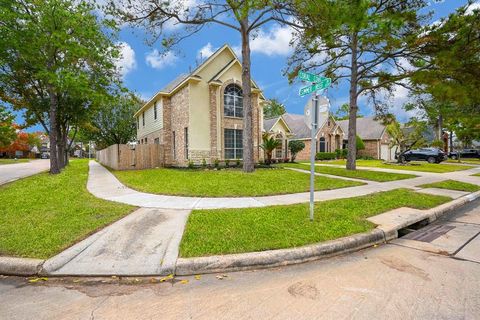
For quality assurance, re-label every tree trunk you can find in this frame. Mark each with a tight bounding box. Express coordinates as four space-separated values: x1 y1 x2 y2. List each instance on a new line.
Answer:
240 19 255 173
56 124 65 169
47 85 60 174
346 31 359 171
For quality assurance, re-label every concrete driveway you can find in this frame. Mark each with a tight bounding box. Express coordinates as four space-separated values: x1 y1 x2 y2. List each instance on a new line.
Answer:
0 159 50 185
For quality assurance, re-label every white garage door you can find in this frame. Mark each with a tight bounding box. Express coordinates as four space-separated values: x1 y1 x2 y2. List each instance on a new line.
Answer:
380 144 390 161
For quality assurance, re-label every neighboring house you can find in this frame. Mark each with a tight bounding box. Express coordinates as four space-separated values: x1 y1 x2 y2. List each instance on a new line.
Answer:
278 113 345 161
135 44 266 166
338 117 395 161
262 116 294 160
263 114 395 161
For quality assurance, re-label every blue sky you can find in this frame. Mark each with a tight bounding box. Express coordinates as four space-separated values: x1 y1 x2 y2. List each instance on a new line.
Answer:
15 0 476 131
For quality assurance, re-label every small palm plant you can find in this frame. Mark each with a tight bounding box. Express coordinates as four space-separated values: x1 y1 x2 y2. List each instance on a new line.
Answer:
260 134 281 165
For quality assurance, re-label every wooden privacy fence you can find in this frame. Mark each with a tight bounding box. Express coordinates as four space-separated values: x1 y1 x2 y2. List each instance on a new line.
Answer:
96 144 165 170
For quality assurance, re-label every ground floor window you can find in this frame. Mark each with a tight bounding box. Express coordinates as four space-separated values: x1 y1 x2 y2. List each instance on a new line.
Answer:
224 129 243 159
342 139 348 149
184 127 189 160
154 138 160 144
319 137 326 152
173 131 176 159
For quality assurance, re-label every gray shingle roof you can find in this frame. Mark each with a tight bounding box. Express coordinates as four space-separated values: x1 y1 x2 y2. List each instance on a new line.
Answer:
283 113 312 139
160 73 190 93
263 117 281 132
337 116 385 140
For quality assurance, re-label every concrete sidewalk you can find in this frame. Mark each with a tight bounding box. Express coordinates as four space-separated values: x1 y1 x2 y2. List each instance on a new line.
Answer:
0 159 49 185
42 207 190 276
86 160 479 210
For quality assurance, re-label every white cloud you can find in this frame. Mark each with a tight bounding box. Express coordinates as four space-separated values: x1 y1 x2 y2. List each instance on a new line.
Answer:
115 42 136 78
197 43 217 60
466 1 480 15
145 49 178 69
232 45 242 58
250 25 295 56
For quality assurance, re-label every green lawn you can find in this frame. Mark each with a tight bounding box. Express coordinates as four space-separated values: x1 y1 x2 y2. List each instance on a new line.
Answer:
0 159 29 165
446 159 480 165
473 173 480 177
0 159 135 259
179 189 450 257
418 180 480 192
280 162 417 182
317 159 471 173
112 167 364 197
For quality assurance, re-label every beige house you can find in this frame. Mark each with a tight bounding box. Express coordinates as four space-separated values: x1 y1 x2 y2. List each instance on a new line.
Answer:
135 44 266 166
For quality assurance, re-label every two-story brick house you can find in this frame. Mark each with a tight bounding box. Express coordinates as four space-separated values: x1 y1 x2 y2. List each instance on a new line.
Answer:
135 44 266 166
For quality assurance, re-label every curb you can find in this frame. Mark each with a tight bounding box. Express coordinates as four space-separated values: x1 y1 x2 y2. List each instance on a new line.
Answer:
1 191 479 277
0 257 44 276
175 190 480 276
175 229 385 275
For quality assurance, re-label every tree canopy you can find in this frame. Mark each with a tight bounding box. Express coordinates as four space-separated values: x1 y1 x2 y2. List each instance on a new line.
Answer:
289 0 428 169
0 0 120 173
264 98 287 118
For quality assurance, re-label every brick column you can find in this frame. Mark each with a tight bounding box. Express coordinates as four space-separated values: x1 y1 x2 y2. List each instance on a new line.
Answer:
209 85 218 163
162 97 173 165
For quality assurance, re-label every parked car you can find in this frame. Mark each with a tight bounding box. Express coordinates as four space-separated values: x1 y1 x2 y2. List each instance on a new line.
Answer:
399 148 446 164
448 149 480 160
41 152 49 159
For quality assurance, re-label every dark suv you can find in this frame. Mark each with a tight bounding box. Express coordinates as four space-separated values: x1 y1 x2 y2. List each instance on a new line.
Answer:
399 148 446 164
448 149 480 160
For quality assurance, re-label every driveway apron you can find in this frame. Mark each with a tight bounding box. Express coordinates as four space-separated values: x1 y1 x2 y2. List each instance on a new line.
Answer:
43 207 190 276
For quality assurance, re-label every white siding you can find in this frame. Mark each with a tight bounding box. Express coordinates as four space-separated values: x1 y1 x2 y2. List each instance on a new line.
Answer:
136 99 164 139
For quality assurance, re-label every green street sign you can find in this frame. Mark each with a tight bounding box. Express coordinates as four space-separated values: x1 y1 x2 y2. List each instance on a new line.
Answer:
298 70 322 83
299 78 332 97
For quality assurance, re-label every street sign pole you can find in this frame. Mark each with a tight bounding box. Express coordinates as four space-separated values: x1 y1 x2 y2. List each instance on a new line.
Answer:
298 70 331 222
309 90 318 222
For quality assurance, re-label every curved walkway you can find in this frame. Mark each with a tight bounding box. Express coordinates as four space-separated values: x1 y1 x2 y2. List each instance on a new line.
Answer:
41 161 480 276
87 160 480 210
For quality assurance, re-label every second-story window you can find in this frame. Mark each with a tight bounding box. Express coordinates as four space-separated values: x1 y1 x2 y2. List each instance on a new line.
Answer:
224 84 243 118
142 111 145 127
154 102 158 120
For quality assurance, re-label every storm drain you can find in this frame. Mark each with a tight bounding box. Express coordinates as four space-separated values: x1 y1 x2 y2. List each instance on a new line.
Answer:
397 218 430 238
401 224 456 243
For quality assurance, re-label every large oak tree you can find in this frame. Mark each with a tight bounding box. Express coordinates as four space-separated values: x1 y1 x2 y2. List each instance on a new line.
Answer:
0 0 119 173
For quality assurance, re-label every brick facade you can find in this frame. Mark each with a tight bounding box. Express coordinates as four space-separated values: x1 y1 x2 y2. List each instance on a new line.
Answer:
170 86 189 166
209 84 220 162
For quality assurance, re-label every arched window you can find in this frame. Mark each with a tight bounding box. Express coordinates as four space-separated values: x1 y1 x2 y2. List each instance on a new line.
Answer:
224 84 243 117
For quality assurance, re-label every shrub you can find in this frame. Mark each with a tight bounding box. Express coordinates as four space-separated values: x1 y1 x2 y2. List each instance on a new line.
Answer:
187 160 194 169
288 140 305 162
356 135 365 151
341 149 348 159
236 159 241 167
214 159 219 169
335 148 341 159
201 158 207 168
315 152 336 160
